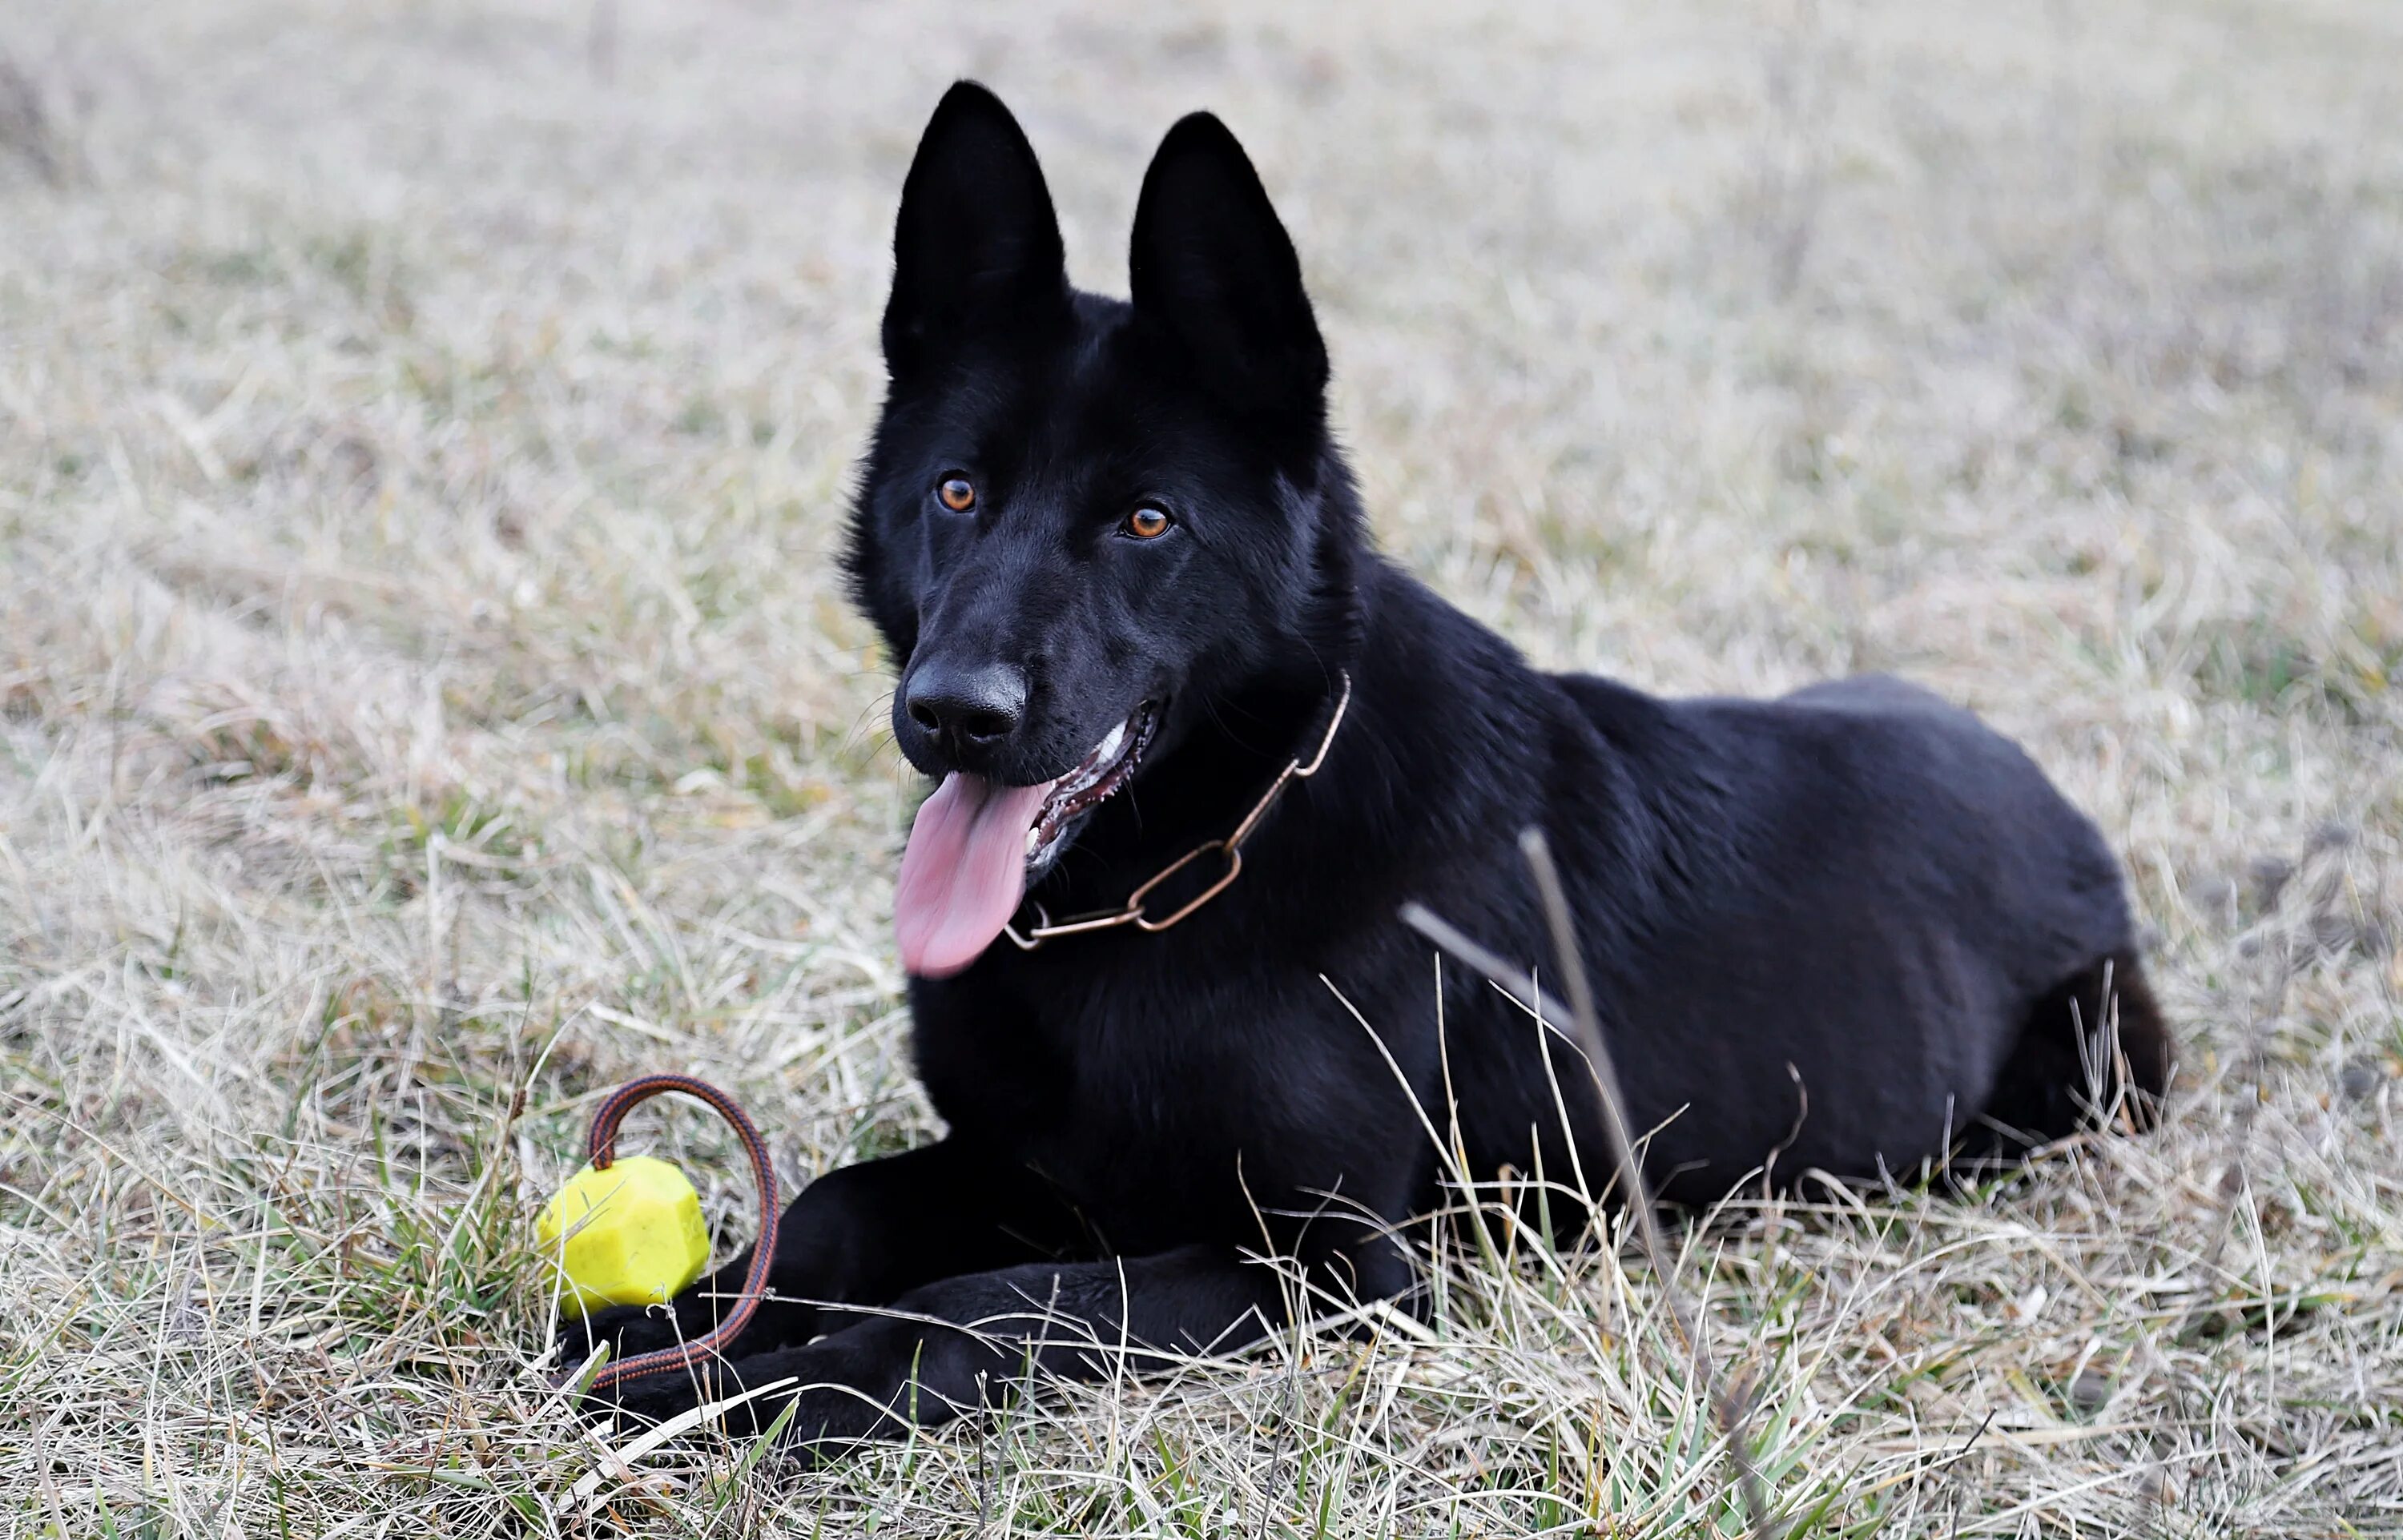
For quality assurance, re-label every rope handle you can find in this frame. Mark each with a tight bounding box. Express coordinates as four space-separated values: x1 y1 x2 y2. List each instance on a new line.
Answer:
567 1073 780 1395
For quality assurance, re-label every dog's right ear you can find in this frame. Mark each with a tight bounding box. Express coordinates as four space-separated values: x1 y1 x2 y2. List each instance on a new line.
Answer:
884 82 1069 376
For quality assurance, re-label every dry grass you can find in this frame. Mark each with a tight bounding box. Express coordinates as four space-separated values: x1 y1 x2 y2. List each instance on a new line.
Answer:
4 0 2401 1534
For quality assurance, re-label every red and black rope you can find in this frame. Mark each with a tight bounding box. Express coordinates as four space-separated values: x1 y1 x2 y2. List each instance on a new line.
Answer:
564 1073 781 1395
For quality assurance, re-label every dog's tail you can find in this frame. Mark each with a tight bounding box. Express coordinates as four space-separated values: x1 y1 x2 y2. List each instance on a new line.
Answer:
1967 948 2172 1159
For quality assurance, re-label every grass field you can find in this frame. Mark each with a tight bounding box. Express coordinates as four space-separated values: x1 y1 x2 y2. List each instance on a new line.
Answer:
4 1 2401 1534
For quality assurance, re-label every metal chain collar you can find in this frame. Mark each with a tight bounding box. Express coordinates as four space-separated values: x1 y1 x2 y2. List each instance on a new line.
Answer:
1001 670 1354 951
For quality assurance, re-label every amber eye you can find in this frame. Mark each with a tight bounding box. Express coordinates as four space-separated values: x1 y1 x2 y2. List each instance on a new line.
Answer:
1122 506 1173 540
936 476 976 513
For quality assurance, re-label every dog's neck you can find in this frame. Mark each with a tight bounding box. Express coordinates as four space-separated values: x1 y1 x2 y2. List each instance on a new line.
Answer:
1016 552 1718 972
1019 556 1424 905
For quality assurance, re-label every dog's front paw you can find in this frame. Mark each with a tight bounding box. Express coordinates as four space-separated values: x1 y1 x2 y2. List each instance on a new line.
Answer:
555 1302 688 1375
595 1340 915 1451
599 1364 712 1427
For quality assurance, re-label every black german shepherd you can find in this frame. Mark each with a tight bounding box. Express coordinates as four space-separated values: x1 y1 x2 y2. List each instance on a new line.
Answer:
571 82 2170 1443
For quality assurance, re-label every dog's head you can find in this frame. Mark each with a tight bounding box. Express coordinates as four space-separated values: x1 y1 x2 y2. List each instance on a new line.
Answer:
844 82 1360 976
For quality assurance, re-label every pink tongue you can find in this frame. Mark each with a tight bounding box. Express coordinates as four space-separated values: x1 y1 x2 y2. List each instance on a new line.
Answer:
893 772 1060 978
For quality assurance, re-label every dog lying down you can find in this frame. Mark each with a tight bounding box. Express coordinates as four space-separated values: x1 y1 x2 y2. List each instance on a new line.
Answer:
562 82 2171 1449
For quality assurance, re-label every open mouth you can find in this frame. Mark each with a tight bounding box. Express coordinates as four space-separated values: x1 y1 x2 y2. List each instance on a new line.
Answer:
892 702 1159 979
1026 704 1157 866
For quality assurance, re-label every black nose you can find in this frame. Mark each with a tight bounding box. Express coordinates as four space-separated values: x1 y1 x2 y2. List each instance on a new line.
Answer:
904 659 1027 752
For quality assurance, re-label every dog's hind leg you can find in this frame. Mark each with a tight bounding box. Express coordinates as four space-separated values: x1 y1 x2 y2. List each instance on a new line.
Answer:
1966 948 2173 1160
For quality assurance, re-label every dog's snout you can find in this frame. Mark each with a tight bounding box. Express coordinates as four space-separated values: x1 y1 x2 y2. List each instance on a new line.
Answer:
904 660 1028 753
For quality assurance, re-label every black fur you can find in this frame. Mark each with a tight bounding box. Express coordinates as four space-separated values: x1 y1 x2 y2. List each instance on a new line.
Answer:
564 82 2172 1450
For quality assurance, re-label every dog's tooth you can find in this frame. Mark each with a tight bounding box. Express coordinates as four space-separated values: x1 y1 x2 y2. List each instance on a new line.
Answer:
1018 717 1139 870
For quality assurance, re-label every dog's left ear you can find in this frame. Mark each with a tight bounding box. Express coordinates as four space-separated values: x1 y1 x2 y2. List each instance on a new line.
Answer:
1130 113 1328 421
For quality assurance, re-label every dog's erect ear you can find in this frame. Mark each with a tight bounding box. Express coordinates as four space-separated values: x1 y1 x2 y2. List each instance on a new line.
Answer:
884 82 1069 375
1130 112 1328 420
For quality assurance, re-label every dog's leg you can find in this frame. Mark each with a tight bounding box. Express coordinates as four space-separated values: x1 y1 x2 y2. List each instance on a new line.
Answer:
561 1137 1077 1369
606 1234 1412 1445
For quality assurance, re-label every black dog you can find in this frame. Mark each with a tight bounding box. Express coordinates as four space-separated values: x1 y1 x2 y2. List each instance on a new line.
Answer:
569 82 2169 1445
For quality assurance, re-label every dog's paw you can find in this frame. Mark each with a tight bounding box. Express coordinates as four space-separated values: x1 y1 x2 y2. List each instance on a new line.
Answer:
599 1365 711 1428
554 1302 689 1375
598 1345 908 1453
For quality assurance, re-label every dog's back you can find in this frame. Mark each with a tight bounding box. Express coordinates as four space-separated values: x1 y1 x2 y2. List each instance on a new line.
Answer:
1507 665 2168 1196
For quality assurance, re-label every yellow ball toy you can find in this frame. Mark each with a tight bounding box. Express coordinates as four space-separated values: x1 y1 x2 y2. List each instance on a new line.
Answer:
537 1155 710 1319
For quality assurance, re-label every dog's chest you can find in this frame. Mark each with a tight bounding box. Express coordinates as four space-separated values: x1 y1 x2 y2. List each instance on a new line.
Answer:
911 955 1378 1242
